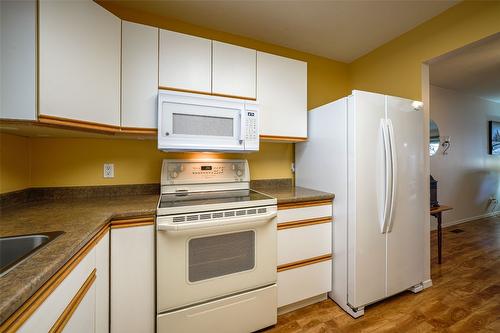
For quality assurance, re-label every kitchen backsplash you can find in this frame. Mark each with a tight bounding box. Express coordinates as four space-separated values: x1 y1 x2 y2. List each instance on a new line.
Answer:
0 133 293 194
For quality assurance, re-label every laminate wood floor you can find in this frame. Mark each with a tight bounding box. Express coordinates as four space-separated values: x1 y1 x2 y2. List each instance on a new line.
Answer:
264 215 500 332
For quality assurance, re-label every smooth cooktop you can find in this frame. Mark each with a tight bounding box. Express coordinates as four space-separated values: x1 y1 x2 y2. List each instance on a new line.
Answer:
159 190 273 209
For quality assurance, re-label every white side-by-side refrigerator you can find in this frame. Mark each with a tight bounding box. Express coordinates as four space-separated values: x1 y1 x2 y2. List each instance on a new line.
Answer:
296 90 426 318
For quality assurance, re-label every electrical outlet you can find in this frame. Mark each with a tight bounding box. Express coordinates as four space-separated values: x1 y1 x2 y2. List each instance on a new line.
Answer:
103 163 114 178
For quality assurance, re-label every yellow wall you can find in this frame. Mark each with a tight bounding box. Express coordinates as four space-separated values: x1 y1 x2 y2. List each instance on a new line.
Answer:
29 138 292 188
0 134 292 192
350 0 500 100
0 133 31 193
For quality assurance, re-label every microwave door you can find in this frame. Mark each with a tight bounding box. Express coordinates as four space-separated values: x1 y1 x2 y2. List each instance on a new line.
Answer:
159 98 245 151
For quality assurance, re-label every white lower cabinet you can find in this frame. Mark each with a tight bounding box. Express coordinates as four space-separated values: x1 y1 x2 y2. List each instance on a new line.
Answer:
278 222 331 266
111 224 155 333
14 230 109 333
17 244 97 333
278 260 332 308
95 231 110 333
277 204 332 223
61 282 97 333
276 202 333 310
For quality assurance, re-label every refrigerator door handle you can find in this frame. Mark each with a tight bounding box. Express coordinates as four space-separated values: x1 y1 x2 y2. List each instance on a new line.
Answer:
378 119 391 234
386 119 397 233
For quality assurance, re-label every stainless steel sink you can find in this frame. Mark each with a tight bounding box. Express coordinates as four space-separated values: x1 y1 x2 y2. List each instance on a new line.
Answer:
0 231 64 277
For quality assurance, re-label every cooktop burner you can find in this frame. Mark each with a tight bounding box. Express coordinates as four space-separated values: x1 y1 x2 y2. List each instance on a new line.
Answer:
159 190 272 209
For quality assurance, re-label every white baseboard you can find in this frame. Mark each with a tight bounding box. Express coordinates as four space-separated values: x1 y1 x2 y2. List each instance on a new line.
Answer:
430 210 500 231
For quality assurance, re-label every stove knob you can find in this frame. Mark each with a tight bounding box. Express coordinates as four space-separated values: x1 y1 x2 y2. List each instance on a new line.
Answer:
236 169 243 177
171 171 178 179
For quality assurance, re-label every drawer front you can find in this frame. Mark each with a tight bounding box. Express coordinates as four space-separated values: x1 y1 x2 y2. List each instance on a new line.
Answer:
157 285 277 333
277 204 332 224
277 260 332 308
17 247 96 333
278 222 331 266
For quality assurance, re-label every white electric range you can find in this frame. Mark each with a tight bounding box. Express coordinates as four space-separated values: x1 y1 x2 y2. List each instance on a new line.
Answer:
156 159 278 333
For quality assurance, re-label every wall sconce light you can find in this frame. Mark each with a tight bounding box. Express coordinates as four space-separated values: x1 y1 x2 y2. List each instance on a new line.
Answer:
441 136 451 155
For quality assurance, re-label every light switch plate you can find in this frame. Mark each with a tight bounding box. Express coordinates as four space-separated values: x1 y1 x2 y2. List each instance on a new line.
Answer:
104 163 114 178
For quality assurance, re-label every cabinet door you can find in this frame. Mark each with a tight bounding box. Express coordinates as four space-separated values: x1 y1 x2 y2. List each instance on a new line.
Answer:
0 0 36 120
39 0 121 126
111 225 155 333
121 21 158 129
212 41 256 99
95 231 109 333
257 52 307 139
159 29 211 93
17 247 96 333
62 282 96 333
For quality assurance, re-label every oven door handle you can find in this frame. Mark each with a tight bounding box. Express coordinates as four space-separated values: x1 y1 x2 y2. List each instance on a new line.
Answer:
157 211 277 232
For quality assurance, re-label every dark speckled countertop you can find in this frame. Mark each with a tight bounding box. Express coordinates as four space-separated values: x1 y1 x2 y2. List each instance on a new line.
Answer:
251 179 334 205
0 194 158 324
0 180 332 324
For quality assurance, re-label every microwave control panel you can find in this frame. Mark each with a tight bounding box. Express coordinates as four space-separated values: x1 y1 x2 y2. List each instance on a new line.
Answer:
245 112 257 140
244 104 259 150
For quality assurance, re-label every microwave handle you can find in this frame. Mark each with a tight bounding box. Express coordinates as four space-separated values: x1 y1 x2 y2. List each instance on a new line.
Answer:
157 211 277 232
239 110 246 143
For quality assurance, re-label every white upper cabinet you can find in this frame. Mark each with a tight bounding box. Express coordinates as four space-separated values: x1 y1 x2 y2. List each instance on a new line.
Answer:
212 41 256 99
38 0 121 126
257 52 307 139
159 30 211 93
0 0 37 120
121 21 158 129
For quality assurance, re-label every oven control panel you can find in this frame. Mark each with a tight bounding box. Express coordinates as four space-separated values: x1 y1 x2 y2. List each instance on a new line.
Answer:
161 159 249 185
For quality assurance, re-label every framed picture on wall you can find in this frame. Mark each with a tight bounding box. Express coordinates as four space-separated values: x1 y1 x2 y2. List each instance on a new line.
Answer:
489 121 500 155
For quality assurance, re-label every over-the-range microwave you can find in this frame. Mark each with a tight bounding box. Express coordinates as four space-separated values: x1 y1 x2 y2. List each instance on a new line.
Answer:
157 90 259 152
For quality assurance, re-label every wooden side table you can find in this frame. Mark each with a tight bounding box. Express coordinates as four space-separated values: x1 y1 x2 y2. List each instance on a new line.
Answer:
430 205 453 264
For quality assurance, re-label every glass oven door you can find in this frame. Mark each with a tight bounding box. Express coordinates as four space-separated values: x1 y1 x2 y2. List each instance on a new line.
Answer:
188 230 255 283
156 207 277 313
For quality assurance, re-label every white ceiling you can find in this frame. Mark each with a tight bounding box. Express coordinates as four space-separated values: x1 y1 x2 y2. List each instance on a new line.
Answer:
430 33 500 103
110 0 457 62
